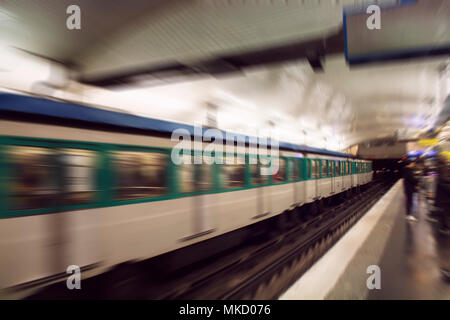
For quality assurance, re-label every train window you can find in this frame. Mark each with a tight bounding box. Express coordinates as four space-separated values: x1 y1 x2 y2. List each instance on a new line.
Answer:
291 159 299 181
321 160 328 178
328 161 332 177
250 163 260 185
250 161 269 186
335 161 340 176
60 148 97 205
306 160 311 179
317 161 320 178
299 160 303 180
326 160 331 177
273 158 286 183
7 146 59 210
222 156 245 189
311 160 316 178
195 157 213 191
113 151 168 200
178 154 195 193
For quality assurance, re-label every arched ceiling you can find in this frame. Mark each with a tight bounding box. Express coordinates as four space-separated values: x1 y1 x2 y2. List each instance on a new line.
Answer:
0 0 350 79
0 0 448 151
96 55 446 149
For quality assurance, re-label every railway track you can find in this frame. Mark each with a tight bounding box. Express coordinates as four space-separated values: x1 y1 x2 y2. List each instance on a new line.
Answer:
220 181 394 299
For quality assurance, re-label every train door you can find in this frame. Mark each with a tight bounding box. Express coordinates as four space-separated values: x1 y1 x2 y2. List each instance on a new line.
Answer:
258 185 271 217
334 160 339 191
364 162 368 183
291 158 302 204
318 159 329 197
326 160 331 195
351 161 354 187
193 195 215 235
179 155 216 239
330 161 335 194
300 158 307 203
342 161 346 189
357 161 361 185
305 159 315 201
193 160 216 235
360 162 363 184
270 157 294 214
314 160 319 198
260 171 271 218
346 161 349 188
347 161 351 188
250 160 271 218
360 162 366 184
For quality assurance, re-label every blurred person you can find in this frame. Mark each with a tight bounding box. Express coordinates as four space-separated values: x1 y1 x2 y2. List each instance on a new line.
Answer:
430 155 450 233
423 160 436 196
430 153 450 282
403 160 419 222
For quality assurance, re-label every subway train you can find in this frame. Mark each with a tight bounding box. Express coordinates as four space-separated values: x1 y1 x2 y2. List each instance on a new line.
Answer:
0 92 372 295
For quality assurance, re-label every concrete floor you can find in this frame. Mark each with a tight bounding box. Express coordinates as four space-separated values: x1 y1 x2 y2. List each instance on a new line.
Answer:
366 190 450 300
280 180 450 300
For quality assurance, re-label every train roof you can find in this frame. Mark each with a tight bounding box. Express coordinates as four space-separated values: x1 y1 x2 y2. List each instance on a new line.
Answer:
0 92 357 159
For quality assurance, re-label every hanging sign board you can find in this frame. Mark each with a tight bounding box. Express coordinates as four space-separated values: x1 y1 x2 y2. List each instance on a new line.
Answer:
343 0 450 65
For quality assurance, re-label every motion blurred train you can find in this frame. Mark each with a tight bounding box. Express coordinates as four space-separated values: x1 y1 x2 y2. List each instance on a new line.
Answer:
0 92 372 295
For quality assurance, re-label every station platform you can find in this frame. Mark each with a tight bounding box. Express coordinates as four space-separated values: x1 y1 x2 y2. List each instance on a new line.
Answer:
280 179 450 300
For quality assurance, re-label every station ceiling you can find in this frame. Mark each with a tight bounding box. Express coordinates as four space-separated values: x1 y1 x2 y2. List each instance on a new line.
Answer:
0 0 448 150
0 0 349 81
